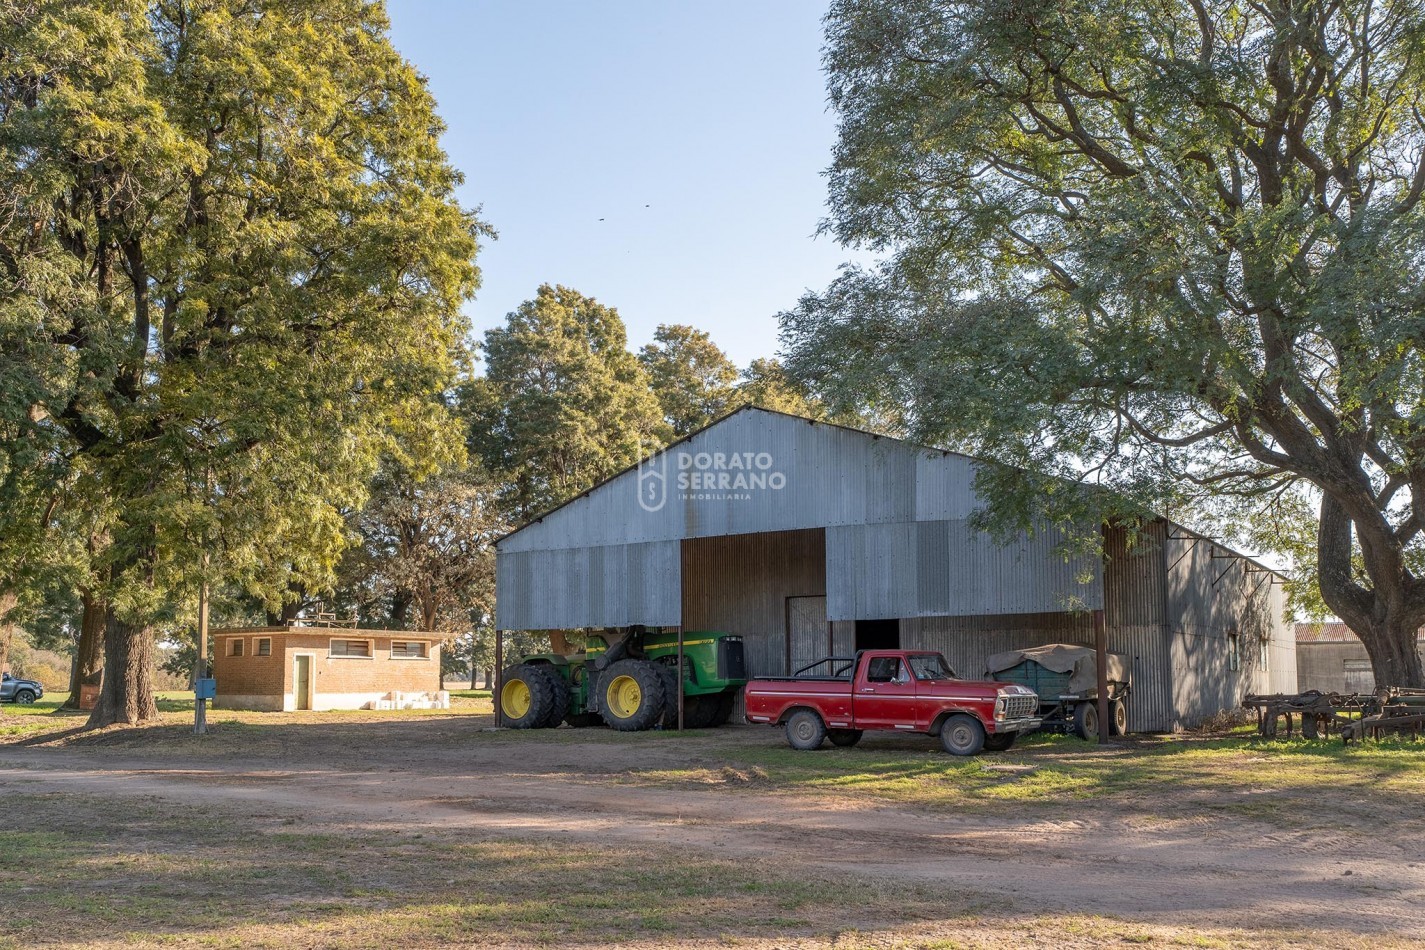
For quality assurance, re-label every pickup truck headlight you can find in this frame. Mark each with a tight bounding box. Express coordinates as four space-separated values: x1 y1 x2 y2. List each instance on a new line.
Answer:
994 697 1007 720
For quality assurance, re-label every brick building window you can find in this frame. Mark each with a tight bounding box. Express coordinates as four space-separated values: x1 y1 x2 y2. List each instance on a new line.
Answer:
256 638 272 657
329 639 372 658
391 641 428 659
228 638 244 657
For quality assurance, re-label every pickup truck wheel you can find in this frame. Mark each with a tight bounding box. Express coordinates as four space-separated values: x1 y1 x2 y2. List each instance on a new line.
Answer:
827 729 862 748
599 659 666 731
499 664 555 729
939 714 986 756
983 732 1016 752
1073 702 1098 740
785 709 827 750
14 689 36 705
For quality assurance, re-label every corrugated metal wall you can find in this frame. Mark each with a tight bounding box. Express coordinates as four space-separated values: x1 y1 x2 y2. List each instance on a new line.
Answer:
494 540 681 630
826 520 1102 620
901 610 1174 733
1164 531 1295 727
680 529 826 678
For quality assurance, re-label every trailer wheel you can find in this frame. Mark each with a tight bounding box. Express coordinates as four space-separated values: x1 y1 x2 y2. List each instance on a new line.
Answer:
827 729 862 748
1111 699 1128 736
529 665 570 728
599 659 666 731
1073 702 1098 740
984 732 1017 752
940 714 986 755
499 664 556 729
785 709 826 750
1301 713 1320 740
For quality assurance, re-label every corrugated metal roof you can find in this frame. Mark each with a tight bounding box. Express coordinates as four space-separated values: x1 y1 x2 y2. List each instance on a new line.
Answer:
496 406 1289 583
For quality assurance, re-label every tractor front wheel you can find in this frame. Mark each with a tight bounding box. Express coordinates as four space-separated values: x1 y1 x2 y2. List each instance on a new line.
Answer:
599 660 666 731
499 664 556 729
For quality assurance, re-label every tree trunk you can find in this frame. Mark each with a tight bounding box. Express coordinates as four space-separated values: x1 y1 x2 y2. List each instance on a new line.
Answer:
0 588 16 675
86 606 158 727
1359 618 1425 690
1316 493 1425 688
62 591 107 709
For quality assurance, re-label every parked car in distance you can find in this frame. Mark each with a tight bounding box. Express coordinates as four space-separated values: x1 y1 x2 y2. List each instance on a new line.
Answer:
1 671 44 704
743 650 1040 755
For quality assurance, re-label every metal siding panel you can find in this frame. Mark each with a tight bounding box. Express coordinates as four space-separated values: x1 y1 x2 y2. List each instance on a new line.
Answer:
1165 528 1288 727
680 529 826 679
900 613 1171 732
494 542 680 630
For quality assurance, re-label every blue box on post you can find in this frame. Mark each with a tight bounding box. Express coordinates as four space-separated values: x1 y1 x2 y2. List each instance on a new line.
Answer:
194 677 216 701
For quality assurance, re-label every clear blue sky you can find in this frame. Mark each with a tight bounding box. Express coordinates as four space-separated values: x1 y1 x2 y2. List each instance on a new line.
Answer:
385 0 853 369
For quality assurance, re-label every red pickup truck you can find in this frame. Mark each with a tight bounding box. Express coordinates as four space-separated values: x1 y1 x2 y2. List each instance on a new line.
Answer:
743 650 1041 755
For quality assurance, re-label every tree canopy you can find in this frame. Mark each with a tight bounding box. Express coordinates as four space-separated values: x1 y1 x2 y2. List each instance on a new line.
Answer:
1 0 484 722
639 324 741 437
468 284 665 519
782 0 1425 685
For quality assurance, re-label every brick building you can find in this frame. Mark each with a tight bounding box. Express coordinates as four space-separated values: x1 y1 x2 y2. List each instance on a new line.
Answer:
211 627 444 711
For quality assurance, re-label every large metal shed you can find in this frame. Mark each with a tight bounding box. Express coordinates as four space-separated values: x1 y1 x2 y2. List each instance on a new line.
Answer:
495 407 1295 731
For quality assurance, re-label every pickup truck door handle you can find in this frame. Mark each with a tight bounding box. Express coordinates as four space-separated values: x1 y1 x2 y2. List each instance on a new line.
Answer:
860 688 876 693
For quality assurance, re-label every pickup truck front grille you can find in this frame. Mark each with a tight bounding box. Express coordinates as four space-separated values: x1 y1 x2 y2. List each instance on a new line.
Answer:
1002 694 1038 720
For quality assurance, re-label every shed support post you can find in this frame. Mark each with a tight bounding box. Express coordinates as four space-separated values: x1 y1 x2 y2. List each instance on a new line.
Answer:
1094 609 1110 745
494 629 504 728
676 628 685 731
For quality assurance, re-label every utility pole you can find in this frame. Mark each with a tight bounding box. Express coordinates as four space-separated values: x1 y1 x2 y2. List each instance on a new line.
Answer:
194 573 209 735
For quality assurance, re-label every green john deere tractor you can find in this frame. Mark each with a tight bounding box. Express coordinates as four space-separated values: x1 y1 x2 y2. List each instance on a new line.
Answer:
498 628 747 731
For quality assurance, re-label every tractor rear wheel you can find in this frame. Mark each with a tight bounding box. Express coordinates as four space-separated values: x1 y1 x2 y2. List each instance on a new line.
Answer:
599 659 666 731
499 664 556 729
529 665 570 728
654 663 681 729
709 691 735 727
827 729 862 748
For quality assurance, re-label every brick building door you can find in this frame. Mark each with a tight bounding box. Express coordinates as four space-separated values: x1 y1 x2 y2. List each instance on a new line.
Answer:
295 655 312 710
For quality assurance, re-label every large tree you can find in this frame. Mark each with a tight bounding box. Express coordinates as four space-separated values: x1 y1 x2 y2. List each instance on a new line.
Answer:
468 285 665 519
782 0 1425 686
639 323 741 436
2 1 483 724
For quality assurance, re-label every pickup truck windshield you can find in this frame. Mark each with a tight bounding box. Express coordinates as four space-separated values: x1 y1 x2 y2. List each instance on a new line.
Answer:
908 654 956 680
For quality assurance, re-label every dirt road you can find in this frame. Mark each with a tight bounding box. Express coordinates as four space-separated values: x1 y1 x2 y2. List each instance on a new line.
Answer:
3 737 1420 941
